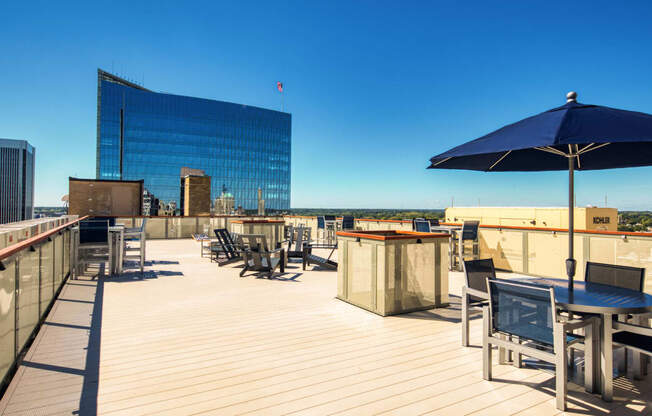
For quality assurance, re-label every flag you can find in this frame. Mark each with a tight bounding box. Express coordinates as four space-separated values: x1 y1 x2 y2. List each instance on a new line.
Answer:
277 81 283 93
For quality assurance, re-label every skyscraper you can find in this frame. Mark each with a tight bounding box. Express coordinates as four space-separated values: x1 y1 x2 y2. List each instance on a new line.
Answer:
0 138 35 224
96 69 291 211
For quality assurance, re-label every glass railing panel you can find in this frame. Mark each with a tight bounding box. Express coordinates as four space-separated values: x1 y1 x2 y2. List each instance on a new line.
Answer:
54 233 63 286
210 217 226 231
197 217 210 235
479 228 524 272
184 218 197 237
16 248 39 352
146 218 166 239
39 240 54 313
0 260 16 385
63 230 70 278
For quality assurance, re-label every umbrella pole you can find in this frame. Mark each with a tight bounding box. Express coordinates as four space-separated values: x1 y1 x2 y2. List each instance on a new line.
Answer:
566 156 576 290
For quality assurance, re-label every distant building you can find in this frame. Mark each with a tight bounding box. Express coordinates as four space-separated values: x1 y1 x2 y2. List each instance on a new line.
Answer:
257 187 265 216
143 189 159 216
158 200 177 216
96 69 291 210
214 184 235 215
0 138 35 224
180 169 211 216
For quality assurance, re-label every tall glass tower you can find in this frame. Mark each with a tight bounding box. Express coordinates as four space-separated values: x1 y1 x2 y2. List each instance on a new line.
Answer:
0 138 35 224
96 69 291 211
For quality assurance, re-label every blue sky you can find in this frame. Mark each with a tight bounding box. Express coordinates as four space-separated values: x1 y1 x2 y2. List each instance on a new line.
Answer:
2 1 652 209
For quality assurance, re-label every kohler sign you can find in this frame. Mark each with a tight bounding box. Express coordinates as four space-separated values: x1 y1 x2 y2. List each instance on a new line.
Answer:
593 216 611 225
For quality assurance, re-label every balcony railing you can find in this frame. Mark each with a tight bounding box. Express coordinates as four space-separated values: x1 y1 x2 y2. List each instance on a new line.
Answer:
38 214 652 296
0 217 83 393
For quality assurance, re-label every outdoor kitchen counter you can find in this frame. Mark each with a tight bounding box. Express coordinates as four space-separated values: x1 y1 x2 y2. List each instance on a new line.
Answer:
336 230 450 316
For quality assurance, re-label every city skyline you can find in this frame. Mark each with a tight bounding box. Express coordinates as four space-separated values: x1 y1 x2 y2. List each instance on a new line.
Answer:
3 2 652 209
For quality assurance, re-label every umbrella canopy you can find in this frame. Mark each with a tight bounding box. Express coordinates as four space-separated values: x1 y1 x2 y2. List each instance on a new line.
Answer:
428 92 652 288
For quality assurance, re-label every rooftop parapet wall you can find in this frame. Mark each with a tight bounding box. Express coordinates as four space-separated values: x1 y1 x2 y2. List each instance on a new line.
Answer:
445 206 618 232
284 215 652 293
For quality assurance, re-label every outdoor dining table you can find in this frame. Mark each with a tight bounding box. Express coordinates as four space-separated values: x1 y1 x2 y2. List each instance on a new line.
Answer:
430 225 462 270
514 276 652 402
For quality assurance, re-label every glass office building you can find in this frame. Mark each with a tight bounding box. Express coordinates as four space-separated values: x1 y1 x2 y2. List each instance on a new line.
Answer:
0 138 35 224
96 69 291 211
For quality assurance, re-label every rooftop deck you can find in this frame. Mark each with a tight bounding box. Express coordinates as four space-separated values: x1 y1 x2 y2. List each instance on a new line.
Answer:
1 239 651 415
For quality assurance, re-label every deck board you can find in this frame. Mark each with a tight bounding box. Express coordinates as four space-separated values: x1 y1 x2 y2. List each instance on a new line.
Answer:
1 238 651 415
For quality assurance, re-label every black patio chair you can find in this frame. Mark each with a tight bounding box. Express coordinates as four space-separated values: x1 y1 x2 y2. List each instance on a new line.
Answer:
286 225 311 260
585 261 647 376
461 258 495 346
303 242 337 271
238 234 285 278
585 261 645 292
78 218 114 274
453 220 480 270
483 279 598 411
341 216 355 231
414 219 431 233
211 228 241 265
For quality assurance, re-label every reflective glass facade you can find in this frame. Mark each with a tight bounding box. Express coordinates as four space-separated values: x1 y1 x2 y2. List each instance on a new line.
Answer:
0 138 35 224
96 70 291 210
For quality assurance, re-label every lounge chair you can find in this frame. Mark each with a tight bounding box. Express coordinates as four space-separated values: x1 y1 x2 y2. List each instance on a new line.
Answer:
286 225 311 260
211 228 241 265
238 234 285 278
303 242 337 271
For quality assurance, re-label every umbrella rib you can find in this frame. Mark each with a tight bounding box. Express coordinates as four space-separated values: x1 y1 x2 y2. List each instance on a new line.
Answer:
577 143 596 154
430 157 452 167
578 142 610 155
488 150 512 170
534 146 568 157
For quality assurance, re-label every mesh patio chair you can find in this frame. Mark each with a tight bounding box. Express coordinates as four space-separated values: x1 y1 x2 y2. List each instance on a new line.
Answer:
77 218 113 275
414 219 431 233
461 258 495 346
238 234 285 279
341 216 355 231
453 220 480 270
585 262 645 292
585 261 647 376
123 218 146 273
483 279 598 411
317 216 326 241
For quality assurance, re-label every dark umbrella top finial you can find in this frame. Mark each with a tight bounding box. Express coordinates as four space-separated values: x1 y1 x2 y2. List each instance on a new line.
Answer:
566 91 578 103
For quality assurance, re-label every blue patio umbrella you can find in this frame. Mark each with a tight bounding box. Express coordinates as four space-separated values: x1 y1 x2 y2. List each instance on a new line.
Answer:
428 92 652 288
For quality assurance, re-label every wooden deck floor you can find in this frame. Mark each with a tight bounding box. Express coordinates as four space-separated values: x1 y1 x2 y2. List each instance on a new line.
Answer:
1 239 651 415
